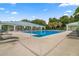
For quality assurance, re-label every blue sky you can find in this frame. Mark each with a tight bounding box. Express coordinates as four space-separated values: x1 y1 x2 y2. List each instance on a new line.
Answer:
0 3 78 23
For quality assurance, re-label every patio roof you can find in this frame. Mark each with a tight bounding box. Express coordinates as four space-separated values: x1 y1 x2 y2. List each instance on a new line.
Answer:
67 22 79 26
0 21 45 28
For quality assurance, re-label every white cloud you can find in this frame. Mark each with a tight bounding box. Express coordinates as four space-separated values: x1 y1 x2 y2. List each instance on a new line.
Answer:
11 11 18 14
0 8 5 10
59 3 69 7
5 11 9 13
11 17 15 18
66 10 72 13
59 0 79 7
32 16 36 18
59 3 79 7
31 16 43 19
32 16 37 19
10 3 16 5
63 10 72 16
64 13 69 16
0 0 79 3
43 9 48 11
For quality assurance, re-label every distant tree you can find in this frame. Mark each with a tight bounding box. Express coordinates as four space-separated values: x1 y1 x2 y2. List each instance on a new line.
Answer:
74 14 79 22
48 22 58 29
52 22 58 29
48 17 59 29
58 22 62 28
69 16 75 23
21 19 30 22
73 7 79 22
49 18 58 22
60 15 69 26
31 19 47 26
73 7 79 15
48 22 53 29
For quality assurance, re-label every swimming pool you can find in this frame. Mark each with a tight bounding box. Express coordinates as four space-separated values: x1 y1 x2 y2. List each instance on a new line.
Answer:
24 30 62 37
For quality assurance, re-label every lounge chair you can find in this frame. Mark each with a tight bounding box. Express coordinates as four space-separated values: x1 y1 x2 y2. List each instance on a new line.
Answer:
0 35 18 43
0 30 19 43
0 34 19 43
0 32 12 35
0 38 18 43
67 31 79 39
1 35 18 39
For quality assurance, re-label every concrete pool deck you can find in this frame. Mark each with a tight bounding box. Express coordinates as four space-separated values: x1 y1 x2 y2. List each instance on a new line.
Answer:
0 31 79 56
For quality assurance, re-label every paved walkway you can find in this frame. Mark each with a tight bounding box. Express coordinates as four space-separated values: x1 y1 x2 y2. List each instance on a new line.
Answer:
0 42 35 56
0 31 79 56
48 38 79 56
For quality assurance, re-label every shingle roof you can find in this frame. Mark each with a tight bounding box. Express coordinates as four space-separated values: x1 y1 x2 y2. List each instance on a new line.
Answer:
67 22 79 26
0 21 45 27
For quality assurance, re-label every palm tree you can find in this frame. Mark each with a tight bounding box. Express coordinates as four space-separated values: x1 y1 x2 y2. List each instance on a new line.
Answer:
48 22 58 29
58 22 62 28
76 21 79 36
52 22 58 29
48 22 53 29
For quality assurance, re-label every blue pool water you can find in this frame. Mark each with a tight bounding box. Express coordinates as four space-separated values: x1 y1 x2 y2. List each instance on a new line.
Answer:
24 30 62 37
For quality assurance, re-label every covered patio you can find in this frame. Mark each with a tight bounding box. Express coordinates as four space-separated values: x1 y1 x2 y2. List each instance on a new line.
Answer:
0 21 45 31
66 22 79 31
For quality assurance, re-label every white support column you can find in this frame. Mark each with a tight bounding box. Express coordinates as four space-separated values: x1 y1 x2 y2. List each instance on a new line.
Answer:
24 26 26 30
24 26 26 28
30 26 32 31
30 26 33 39
43 27 46 34
41 27 43 30
41 27 42 34
66 25 68 31
14 25 16 31
0 25 2 30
